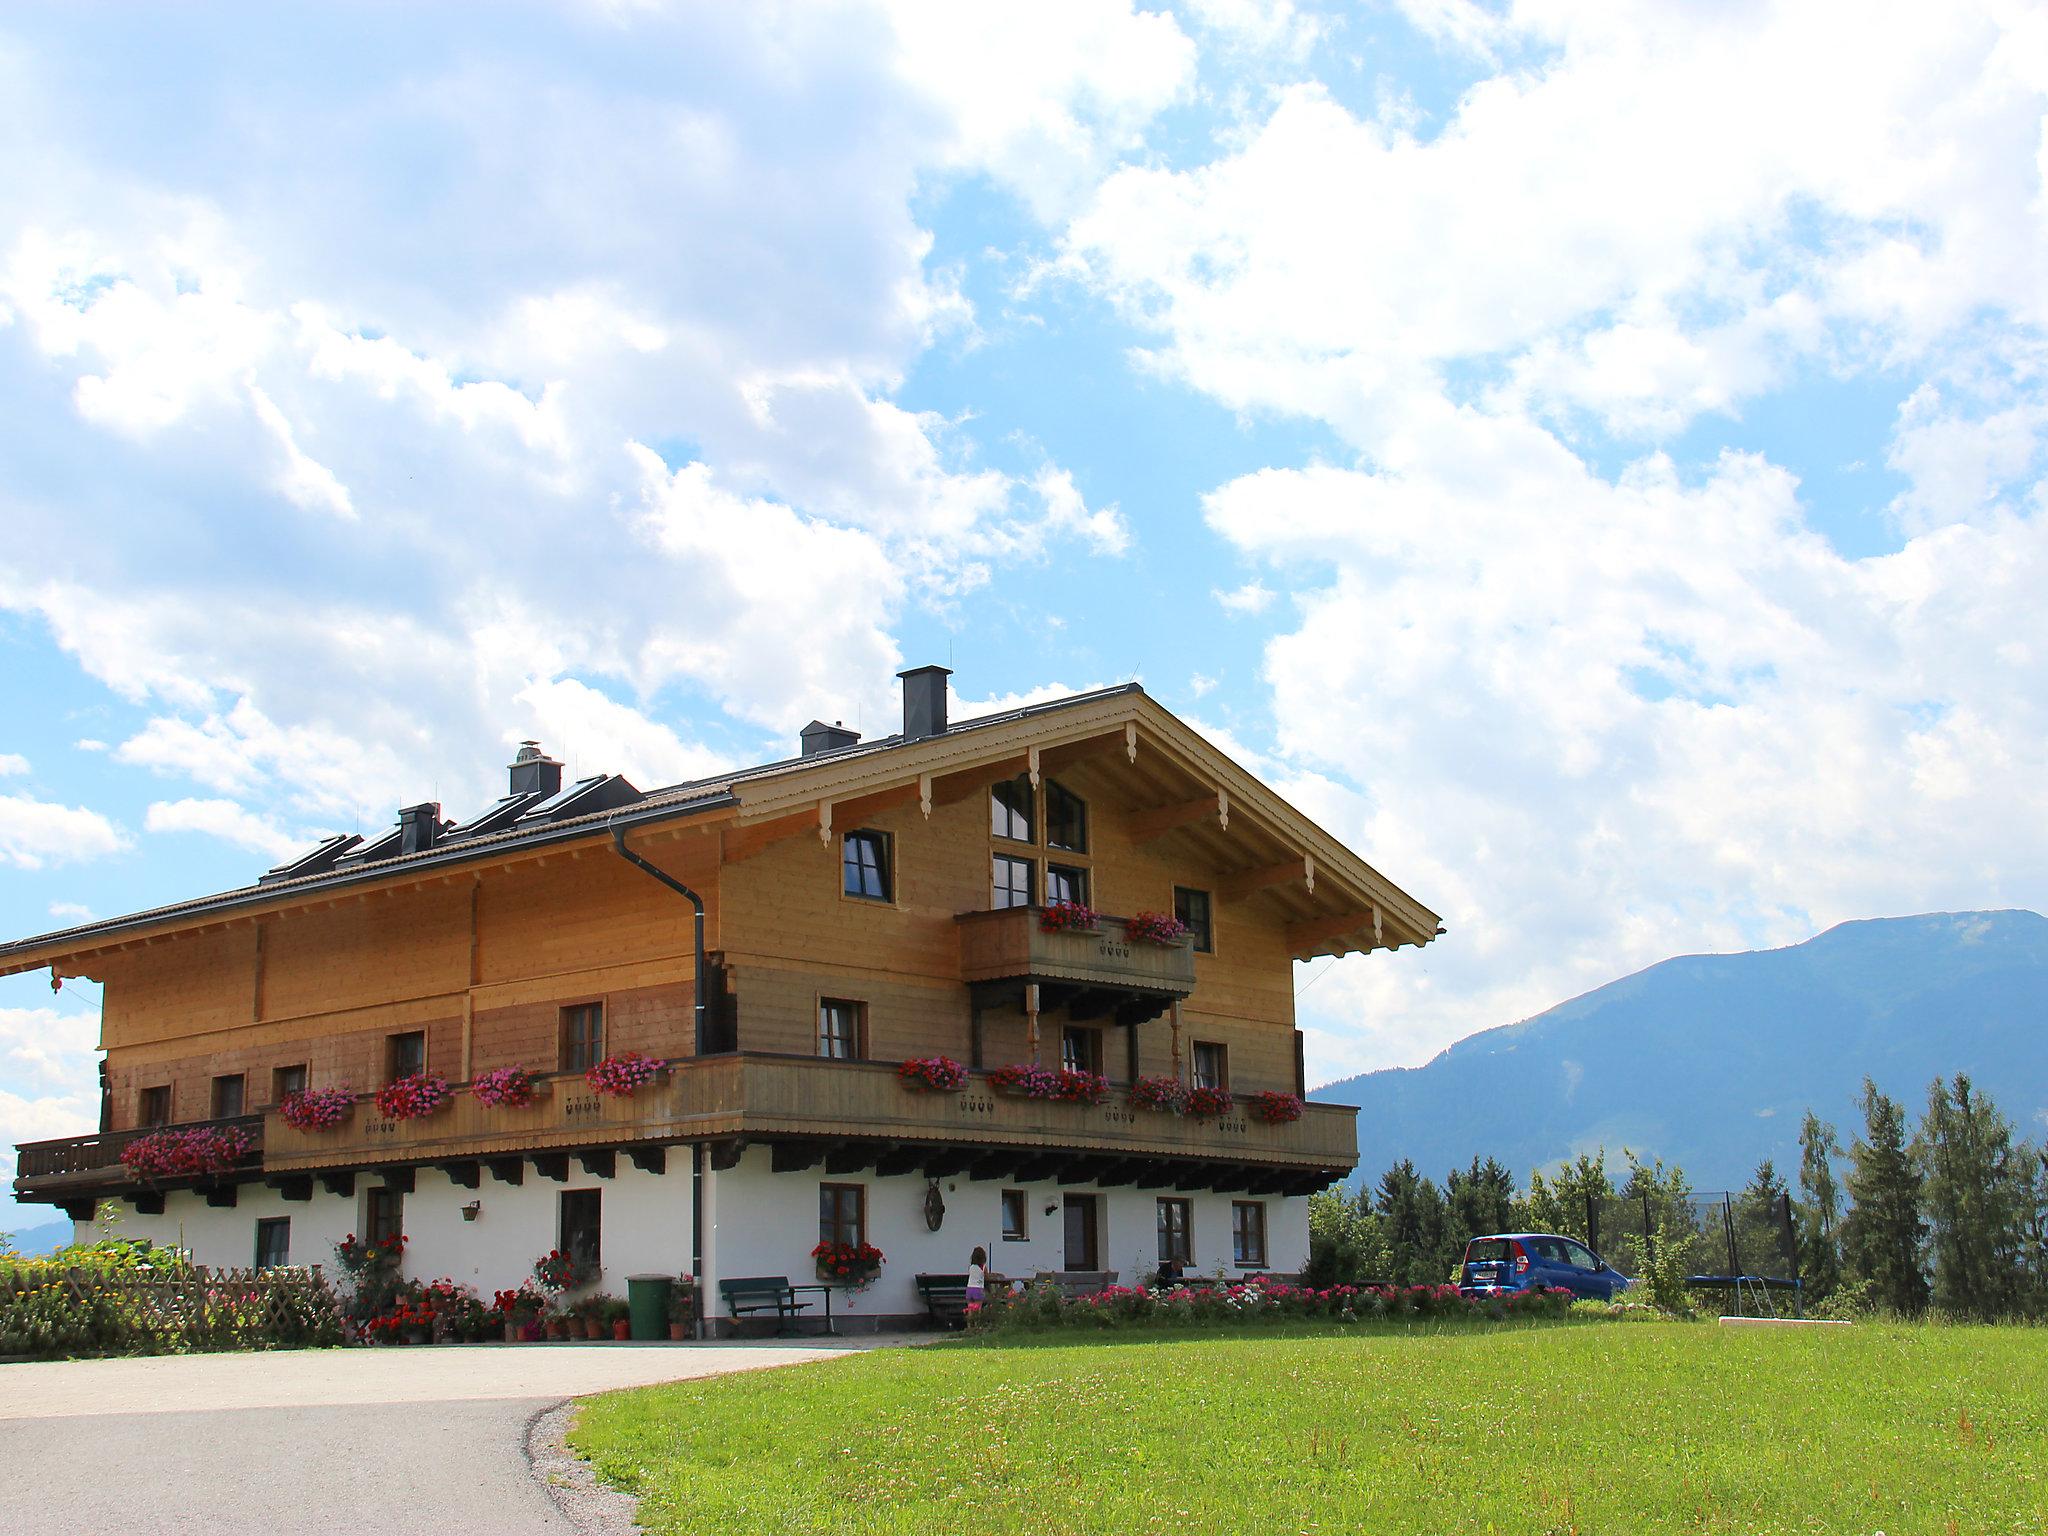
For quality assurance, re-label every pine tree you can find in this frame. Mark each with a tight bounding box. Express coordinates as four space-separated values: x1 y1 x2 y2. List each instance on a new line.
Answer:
1375 1160 1449 1285
1445 1156 1518 1246
1736 1159 1794 1278
1795 1110 1844 1299
1842 1079 1929 1315
1916 1074 2023 1320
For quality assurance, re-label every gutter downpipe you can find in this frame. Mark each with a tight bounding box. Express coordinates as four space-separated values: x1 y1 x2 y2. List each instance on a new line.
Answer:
609 819 710 1337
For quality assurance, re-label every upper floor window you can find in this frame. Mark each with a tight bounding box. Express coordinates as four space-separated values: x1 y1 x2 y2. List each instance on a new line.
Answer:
818 999 865 1060
1046 864 1090 907
1191 1041 1229 1092
990 775 1034 842
561 1003 605 1074
992 853 1034 910
138 1085 171 1127
1045 781 1088 852
272 1064 308 1103
211 1074 245 1119
1174 887 1213 953
387 1030 426 1081
1060 1026 1102 1076
842 830 892 902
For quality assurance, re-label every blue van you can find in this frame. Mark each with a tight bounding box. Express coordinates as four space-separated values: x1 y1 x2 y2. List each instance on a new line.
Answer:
1459 1233 1631 1301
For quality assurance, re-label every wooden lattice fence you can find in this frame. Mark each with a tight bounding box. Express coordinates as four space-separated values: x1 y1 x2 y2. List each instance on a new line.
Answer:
0 1261 345 1357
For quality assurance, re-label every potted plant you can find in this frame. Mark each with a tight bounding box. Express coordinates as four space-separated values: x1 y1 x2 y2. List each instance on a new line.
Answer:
1124 911 1189 946
472 1064 537 1109
1039 899 1098 933
533 1248 584 1294
896 1055 969 1092
1050 1068 1110 1105
1186 1085 1235 1118
374 1071 453 1122
988 1062 1058 1099
279 1086 355 1132
667 1277 696 1341
606 1297 633 1341
1249 1090 1305 1124
544 1309 569 1342
118 1125 254 1180
813 1240 884 1289
1128 1075 1189 1114
585 1050 664 1098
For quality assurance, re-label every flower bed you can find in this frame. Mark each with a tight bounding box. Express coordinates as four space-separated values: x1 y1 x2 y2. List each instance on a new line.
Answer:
471 1064 536 1109
897 1055 969 1092
118 1125 254 1180
989 1062 1060 1098
1185 1086 1235 1118
1051 1068 1110 1105
1124 910 1188 945
586 1051 663 1098
374 1072 452 1122
966 1275 1577 1333
1248 1091 1305 1124
813 1240 884 1288
1128 1075 1189 1114
1039 899 1098 933
279 1087 355 1132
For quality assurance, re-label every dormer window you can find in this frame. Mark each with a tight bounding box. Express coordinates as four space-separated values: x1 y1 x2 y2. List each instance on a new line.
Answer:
990 776 1034 842
1046 781 1088 852
842 830 892 902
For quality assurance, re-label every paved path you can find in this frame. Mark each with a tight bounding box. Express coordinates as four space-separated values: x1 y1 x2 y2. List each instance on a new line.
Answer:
0 1340 891 1535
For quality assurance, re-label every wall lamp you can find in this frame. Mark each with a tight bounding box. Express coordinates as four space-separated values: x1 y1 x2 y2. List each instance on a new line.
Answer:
461 1200 481 1222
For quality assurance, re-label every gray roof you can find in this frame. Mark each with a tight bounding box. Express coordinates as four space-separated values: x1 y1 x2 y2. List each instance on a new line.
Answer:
0 683 1143 965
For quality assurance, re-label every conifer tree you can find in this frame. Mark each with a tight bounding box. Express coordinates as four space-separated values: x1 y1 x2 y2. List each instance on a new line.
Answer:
1375 1160 1449 1284
1842 1079 1928 1314
1916 1074 2022 1319
1795 1111 1843 1299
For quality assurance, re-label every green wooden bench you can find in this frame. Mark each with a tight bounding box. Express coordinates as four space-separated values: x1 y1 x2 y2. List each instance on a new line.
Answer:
915 1272 972 1328
719 1275 813 1334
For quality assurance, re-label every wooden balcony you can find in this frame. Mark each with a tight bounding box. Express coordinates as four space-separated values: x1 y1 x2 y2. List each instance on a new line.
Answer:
13 1115 265 1213
262 1055 1355 1193
956 906 1196 1023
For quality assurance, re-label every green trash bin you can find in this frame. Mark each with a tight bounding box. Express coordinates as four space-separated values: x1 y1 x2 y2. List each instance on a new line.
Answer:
627 1274 673 1342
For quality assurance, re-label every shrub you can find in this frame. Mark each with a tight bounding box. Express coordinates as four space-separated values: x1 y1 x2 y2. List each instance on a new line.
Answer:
965 1275 1576 1334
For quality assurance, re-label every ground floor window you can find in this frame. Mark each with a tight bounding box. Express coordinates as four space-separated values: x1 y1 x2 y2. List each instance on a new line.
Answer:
1156 1197 1192 1268
366 1186 403 1249
560 1189 602 1275
254 1216 291 1270
820 1182 866 1248
1000 1189 1028 1241
1232 1201 1267 1268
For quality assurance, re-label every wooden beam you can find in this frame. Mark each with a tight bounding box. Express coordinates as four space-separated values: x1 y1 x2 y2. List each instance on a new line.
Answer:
967 1149 1025 1182
770 1141 822 1174
532 1153 569 1183
709 1138 747 1172
1219 858 1309 902
318 1171 356 1198
627 1146 667 1176
1128 792 1225 843
486 1158 524 1186
921 1149 974 1179
824 1143 873 1176
131 1192 166 1216
931 755 1027 806
875 1145 927 1178
719 811 814 864
203 1184 239 1209
266 1175 313 1202
439 1160 482 1190
1285 912 1371 954
577 1149 617 1180
378 1167 416 1195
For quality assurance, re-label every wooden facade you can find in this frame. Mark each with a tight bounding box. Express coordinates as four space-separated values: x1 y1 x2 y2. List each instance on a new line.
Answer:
9 682 1438 1216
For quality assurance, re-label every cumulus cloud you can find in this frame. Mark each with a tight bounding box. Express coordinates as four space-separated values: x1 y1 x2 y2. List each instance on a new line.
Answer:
144 798 304 863
0 794 126 870
0 754 27 775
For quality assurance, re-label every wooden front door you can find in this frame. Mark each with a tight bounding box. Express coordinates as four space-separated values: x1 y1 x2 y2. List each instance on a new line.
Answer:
1062 1193 1099 1271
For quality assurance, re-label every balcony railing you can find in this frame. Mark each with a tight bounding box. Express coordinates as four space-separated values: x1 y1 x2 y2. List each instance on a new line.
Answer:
956 906 1196 994
13 1115 264 1203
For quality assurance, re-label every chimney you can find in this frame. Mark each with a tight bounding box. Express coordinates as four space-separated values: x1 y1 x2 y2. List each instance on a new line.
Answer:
397 802 442 855
508 741 563 799
897 665 952 741
800 720 862 757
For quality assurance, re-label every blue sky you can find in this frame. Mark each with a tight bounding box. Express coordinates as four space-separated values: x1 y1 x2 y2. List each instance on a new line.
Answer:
3 1 2046 1222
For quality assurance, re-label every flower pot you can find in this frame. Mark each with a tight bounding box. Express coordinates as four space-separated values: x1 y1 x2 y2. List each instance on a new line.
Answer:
584 1319 604 1340
667 1322 687 1342
546 1320 567 1341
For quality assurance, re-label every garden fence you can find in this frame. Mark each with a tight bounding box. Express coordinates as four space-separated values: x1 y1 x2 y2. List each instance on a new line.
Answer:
0 1260 344 1357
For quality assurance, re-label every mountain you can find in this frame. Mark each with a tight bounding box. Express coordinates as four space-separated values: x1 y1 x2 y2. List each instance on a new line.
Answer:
1315 911 2048 1192
2 1219 75 1257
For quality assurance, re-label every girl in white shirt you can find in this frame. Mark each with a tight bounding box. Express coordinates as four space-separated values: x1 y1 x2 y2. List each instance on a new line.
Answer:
966 1246 987 1303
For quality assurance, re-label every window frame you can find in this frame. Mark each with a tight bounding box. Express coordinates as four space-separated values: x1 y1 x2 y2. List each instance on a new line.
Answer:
819 1182 867 1249
1060 1025 1103 1076
560 1001 606 1074
386 1030 427 1081
252 1212 290 1277
271 1064 308 1104
1232 1201 1268 1268
989 775 1035 844
1045 862 1090 908
138 1085 172 1128
1000 1188 1029 1242
841 829 894 903
560 1188 603 1276
1045 780 1089 853
817 998 867 1061
365 1185 404 1249
1174 886 1214 954
210 1073 246 1119
991 852 1035 910
1156 1196 1193 1267
1191 1040 1229 1092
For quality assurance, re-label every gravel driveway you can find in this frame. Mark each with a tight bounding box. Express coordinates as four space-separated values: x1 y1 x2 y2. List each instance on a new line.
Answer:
0 1340 889 1535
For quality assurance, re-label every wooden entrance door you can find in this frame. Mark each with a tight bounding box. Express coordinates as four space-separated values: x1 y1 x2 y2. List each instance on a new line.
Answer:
1062 1193 1099 1271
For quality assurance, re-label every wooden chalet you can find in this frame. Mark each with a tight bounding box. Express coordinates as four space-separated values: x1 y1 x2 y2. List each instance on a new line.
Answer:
6 669 1438 1328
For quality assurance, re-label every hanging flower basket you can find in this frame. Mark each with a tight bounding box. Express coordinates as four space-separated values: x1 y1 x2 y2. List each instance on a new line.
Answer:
1051 1068 1110 1105
375 1072 454 1122
585 1051 664 1098
1039 900 1098 933
1124 911 1189 946
533 1249 585 1293
988 1062 1059 1099
279 1087 356 1132
1249 1091 1305 1124
1128 1076 1189 1114
1186 1086 1236 1118
472 1065 537 1109
897 1056 969 1093
119 1125 254 1180
812 1240 884 1289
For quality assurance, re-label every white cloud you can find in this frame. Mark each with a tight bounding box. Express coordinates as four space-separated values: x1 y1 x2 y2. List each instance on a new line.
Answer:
1214 581 1274 615
248 383 355 521
1188 672 1216 697
72 740 106 752
46 902 94 922
511 677 732 789
0 753 27 775
144 798 304 862
0 1005 102 1214
1186 0 1324 62
0 794 127 870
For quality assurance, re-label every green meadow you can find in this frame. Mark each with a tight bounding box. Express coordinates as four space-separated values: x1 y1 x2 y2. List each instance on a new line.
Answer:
571 1321 2048 1535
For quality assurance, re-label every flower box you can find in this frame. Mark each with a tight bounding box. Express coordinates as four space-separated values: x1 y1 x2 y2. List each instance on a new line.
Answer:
1185 1086 1235 1118
1127 1075 1189 1114
119 1125 254 1180
1050 1068 1110 1105
1124 910 1189 946
896 1056 969 1093
813 1240 884 1288
375 1072 453 1122
471 1065 537 1109
1039 899 1098 933
279 1087 355 1132
585 1051 664 1098
988 1062 1059 1099
1249 1090 1305 1124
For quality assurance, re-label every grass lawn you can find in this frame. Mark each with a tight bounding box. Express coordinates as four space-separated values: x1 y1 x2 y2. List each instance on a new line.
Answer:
571 1321 2048 1535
